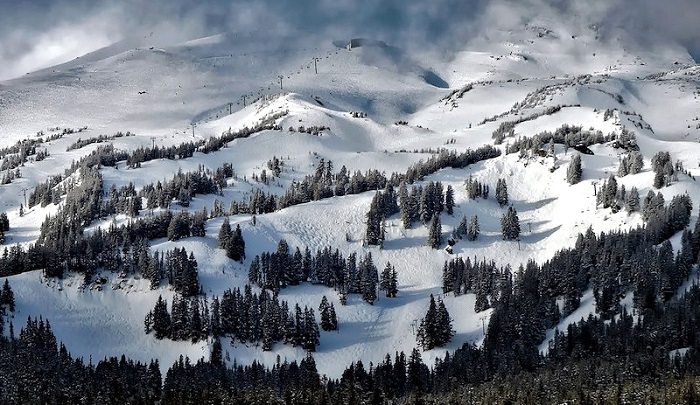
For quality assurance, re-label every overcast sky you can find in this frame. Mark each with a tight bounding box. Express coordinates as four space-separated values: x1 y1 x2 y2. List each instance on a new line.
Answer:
0 0 698 81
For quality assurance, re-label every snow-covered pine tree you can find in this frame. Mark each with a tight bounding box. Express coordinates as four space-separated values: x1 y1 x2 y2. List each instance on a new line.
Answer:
359 253 379 304
227 224 246 261
500 206 520 240
1 279 14 313
445 185 455 215
427 213 442 249
467 215 480 241
435 297 455 347
151 295 171 339
454 215 468 239
365 191 384 246
567 154 582 184
416 295 438 350
218 218 232 249
495 178 508 207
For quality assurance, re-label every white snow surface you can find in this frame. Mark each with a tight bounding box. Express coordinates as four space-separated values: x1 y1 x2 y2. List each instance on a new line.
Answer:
1 14 700 379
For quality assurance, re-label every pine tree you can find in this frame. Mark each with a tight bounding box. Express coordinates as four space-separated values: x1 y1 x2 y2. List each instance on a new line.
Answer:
380 262 398 297
319 296 338 331
501 206 520 240
218 218 232 249
603 175 618 208
167 211 191 241
417 295 453 350
190 210 206 237
389 268 398 298
653 169 665 189
152 295 171 339
454 215 468 239
496 178 508 207
399 181 413 228
467 215 480 241
427 213 442 249
360 253 378 304
567 154 582 184
227 224 245 261
365 192 384 246
302 307 320 351
416 295 438 350
1 278 14 313
625 186 640 213
435 297 455 346
445 185 455 215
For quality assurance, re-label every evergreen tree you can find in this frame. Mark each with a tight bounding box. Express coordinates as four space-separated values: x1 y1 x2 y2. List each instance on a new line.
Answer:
567 154 582 184
416 294 453 350
302 307 320 351
360 253 378 304
435 297 455 346
467 215 480 241
167 211 191 241
625 186 640 213
227 224 245 261
496 178 508 207
380 262 398 298
501 206 521 240
427 213 443 249
399 181 413 228
218 218 232 249
190 210 206 237
365 192 384 246
444 185 455 215
151 295 171 339
454 215 468 239
416 295 438 350
319 296 338 331
1 278 14 312
389 268 399 298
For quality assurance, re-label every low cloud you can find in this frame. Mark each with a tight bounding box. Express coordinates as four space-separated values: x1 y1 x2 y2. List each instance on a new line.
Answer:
0 0 697 81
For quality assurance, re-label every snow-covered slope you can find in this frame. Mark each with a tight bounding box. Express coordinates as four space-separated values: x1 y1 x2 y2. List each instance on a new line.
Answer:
0 8 699 379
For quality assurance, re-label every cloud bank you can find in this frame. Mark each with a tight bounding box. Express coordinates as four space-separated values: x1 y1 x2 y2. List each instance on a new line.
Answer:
0 0 698 81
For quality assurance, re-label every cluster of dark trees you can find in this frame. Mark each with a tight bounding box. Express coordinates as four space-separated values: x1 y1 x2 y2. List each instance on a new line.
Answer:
0 167 22 186
288 125 330 135
397 181 447 231
652 150 677 188
0 137 50 173
318 295 338 331
139 164 234 208
364 185 399 246
15 142 498 284
3 192 700 403
504 123 623 156
65 131 135 151
0 213 8 244
442 257 501 312
490 105 568 143
416 294 454 350
501 206 521 240
0 316 163 404
146 285 321 351
465 175 489 200
145 294 209 342
453 214 480 241
618 150 644 176
247 240 390 305
217 218 246 261
0 279 14 328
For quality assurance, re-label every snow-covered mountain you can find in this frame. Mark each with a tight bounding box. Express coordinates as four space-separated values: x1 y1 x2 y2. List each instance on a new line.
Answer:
0 1 699 381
